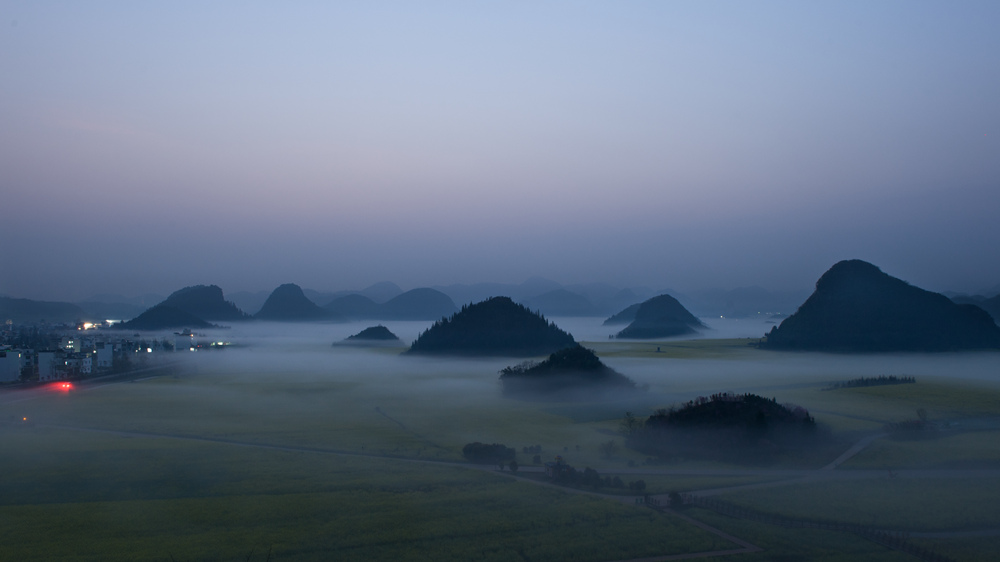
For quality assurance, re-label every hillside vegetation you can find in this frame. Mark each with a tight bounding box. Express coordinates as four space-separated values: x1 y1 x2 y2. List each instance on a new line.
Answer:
407 297 575 357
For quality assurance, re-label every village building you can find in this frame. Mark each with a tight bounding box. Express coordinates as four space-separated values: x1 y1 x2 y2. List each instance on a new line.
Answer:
0 349 23 382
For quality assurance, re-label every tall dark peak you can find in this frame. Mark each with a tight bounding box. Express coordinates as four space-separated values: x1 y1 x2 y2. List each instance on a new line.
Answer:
764 260 1000 352
407 296 575 357
615 294 703 339
118 305 214 331
160 285 248 321
256 284 341 322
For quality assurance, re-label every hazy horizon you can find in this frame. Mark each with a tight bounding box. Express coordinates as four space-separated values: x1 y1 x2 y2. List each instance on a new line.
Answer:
3 2 999 301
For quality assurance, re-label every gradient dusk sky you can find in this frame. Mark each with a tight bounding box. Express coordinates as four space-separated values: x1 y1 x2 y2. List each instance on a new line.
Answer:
2 1 999 301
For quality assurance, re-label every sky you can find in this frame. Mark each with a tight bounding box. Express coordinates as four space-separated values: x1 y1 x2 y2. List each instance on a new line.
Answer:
2 1 999 301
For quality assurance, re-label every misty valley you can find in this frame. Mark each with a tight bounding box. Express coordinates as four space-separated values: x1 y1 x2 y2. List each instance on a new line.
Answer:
3 262 1000 561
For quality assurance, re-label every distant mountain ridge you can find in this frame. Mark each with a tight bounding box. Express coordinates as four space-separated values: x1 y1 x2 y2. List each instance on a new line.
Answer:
325 288 457 320
256 284 342 322
523 289 600 317
764 260 1000 352
0 296 88 324
952 294 1000 324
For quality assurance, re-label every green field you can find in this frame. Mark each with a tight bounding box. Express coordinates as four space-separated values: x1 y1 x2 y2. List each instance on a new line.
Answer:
718 477 1000 532
3 338 1000 560
0 428 732 562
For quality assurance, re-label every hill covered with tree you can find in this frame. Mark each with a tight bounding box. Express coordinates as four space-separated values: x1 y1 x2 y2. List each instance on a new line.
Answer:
615 294 704 339
159 285 249 321
255 284 342 322
118 305 215 331
763 260 1000 352
499 344 638 399
343 325 400 342
624 393 818 462
406 296 575 357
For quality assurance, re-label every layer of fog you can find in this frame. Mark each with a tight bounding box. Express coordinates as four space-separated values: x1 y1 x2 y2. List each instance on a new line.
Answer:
157 318 1000 416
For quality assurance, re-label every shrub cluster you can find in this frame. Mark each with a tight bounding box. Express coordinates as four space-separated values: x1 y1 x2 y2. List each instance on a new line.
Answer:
462 442 516 465
825 375 915 390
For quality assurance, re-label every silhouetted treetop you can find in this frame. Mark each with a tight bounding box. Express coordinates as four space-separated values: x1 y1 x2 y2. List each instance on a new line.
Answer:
763 259 1000 352
406 296 575 357
615 294 703 339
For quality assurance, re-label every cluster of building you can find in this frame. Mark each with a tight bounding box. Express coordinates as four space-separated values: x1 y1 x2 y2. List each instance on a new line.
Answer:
0 323 230 384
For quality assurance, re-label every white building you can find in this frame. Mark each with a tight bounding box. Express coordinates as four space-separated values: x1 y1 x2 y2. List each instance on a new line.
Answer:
0 349 22 382
37 351 58 381
96 343 113 370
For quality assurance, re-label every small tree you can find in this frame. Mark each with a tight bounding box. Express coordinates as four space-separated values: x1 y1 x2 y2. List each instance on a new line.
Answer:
509 460 518 474
598 439 618 459
669 491 683 507
620 411 642 436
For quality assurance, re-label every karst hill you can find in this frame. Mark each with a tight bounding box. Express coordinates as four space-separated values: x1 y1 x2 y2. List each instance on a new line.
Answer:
499 344 638 398
118 305 215 331
614 294 704 339
255 284 342 321
406 296 575 356
763 259 1000 352
344 325 400 342
159 285 249 321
